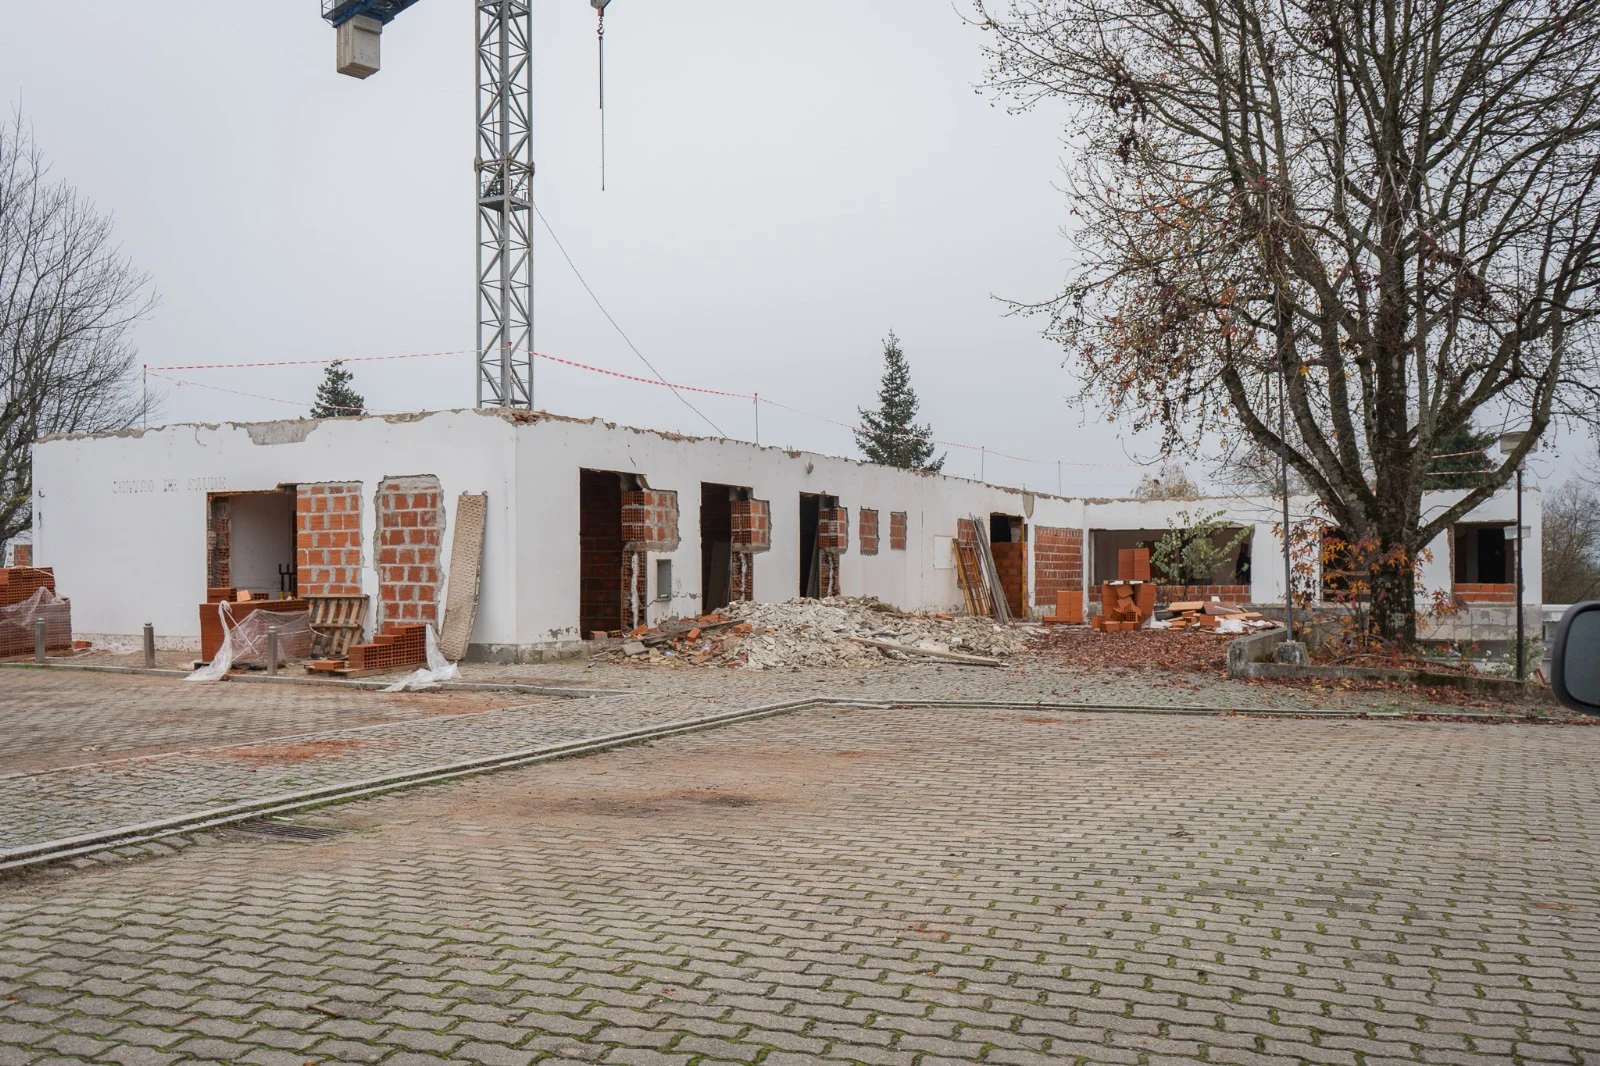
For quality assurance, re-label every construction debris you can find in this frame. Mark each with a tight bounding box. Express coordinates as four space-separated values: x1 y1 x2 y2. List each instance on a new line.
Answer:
1152 600 1278 635
593 596 1026 670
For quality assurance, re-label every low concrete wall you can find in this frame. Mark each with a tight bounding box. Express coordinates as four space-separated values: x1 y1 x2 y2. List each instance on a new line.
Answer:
1227 628 1288 674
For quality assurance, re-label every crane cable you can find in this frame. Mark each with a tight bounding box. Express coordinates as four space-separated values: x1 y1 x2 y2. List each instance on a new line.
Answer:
595 0 608 190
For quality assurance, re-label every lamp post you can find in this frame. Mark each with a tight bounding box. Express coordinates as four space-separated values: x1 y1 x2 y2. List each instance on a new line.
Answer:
1498 429 1531 680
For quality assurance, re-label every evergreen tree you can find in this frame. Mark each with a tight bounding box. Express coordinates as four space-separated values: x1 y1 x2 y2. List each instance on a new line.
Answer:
855 332 944 471
310 361 366 418
1425 425 1497 490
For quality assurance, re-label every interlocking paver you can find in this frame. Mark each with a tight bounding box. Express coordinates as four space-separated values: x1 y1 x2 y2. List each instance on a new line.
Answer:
2 693 1597 1065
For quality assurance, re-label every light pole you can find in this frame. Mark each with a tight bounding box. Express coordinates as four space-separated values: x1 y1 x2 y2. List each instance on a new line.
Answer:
1498 429 1532 680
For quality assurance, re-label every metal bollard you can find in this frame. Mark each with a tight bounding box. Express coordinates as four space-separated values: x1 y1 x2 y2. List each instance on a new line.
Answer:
143 623 156 669
266 626 279 677
33 618 46 663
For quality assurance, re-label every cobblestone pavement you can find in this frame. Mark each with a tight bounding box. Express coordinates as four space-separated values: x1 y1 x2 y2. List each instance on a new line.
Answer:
2 706 1597 1064
0 653 1563 858
0 669 549 776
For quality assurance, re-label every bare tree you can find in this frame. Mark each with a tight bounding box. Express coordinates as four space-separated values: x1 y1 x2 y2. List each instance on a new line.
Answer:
1132 459 1202 499
1543 477 1600 605
976 0 1600 640
0 113 155 543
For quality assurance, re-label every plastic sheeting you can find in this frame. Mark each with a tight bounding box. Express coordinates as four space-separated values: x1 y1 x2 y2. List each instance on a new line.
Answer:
0 587 71 657
186 603 312 682
383 624 461 691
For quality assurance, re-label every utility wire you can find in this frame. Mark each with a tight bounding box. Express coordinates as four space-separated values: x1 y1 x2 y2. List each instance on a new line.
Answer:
531 202 726 437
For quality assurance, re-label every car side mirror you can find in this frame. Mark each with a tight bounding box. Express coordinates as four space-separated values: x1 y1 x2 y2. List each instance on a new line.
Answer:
1550 601 1600 716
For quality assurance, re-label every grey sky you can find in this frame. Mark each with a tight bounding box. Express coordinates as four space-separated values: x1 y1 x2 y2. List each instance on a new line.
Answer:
1 0 1586 494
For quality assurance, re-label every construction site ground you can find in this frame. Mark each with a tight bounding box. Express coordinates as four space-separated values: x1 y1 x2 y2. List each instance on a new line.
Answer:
2 658 1598 1066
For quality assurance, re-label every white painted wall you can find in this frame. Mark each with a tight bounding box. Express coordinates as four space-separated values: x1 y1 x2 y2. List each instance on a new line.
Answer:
32 408 1543 650
226 491 296 595
510 416 1082 643
33 411 517 646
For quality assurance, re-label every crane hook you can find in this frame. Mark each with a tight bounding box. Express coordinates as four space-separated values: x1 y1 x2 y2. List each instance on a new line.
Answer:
593 0 611 190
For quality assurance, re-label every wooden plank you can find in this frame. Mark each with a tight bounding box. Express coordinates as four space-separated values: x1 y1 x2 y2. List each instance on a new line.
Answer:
848 636 1001 666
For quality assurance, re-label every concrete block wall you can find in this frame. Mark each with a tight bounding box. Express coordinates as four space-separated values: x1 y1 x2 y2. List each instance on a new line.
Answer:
376 476 443 629
297 483 364 597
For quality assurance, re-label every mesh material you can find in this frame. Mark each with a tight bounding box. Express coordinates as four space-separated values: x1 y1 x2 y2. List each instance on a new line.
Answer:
187 603 311 681
0 588 71 657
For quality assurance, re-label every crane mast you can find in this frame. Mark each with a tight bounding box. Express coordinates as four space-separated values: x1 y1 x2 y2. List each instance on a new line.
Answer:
321 0 537 410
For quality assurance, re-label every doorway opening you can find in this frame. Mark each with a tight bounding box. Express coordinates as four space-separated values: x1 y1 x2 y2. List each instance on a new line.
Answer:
1455 523 1510 585
798 493 821 598
700 483 743 612
579 469 648 637
206 488 298 598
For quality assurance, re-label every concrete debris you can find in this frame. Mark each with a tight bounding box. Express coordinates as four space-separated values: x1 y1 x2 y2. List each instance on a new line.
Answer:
593 596 1027 670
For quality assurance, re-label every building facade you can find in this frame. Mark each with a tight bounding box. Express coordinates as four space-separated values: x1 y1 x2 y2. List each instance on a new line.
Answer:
32 408 1541 657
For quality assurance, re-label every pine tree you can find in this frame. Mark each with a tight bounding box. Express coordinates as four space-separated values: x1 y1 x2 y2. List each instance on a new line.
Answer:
1425 425 1497 490
855 332 944 472
310 361 366 418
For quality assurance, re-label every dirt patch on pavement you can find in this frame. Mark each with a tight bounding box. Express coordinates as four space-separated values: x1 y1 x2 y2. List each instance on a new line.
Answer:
220 739 369 763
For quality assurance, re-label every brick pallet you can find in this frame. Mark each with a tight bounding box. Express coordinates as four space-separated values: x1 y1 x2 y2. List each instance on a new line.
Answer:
0 567 54 608
199 598 310 664
307 623 429 678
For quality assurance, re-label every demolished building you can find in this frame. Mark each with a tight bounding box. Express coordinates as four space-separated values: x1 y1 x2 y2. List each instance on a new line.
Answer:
31 407 1542 659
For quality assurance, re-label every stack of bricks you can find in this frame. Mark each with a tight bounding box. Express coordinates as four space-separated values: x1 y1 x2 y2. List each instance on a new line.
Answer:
344 623 429 673
376 476 443 629
1155 584 1251 603
1032 527 1083 609
297 483 363 598
621 489 681 551
0 567 55 607
859 509 879 555
10 544 31 567
889 511 908 551
1455 582 1516 604
1093 547 1155 633
1094 581 1154 632
0 566 70 657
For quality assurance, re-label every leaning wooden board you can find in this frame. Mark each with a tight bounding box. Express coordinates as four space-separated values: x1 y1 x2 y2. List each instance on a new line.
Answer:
440 492 488 661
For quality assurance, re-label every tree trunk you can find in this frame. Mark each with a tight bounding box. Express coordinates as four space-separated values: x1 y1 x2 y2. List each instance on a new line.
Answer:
1368 550 1418 645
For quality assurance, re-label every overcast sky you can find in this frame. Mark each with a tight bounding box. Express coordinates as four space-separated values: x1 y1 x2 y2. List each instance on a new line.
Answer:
1 0 1586 495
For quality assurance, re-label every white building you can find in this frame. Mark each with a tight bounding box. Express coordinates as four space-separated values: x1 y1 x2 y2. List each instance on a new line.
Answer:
31 408 1541 658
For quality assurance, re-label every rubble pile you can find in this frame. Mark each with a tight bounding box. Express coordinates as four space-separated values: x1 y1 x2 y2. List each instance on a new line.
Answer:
596 596 1027 670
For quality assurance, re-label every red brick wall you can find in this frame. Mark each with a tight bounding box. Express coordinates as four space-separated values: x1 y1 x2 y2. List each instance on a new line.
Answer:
731 499 772 553
819 552 841 598
1455 582 1515 604
621 489 680 552
991 541 1027 616
818 506 849 553
12 544 32 567
889 511 907 551
1154 584 1251 603
859 509 879 555
297 483 363 598
375 476 443 629
731 551 755 602
207 495 232 588
1032 526 1083 607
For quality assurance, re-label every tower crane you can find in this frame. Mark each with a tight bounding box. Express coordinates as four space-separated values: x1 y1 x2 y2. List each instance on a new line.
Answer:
320 1 600 410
